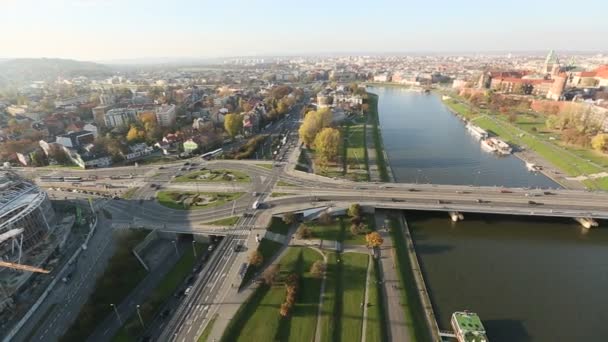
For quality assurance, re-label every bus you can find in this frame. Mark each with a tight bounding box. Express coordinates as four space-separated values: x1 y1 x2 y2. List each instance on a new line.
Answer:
64 176 82 182
40 176 63 182
201 148 223 160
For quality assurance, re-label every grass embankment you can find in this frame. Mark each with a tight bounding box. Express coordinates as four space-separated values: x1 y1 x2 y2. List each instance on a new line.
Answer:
60 230 149 342
222 247 323 342
367 93 390 182
197 314 217 342
174 169 250 183
113 244 206 341
444 97 608 190
255 163 274 169
240 238 283 286
277 180 297 187
388 218 433 341
204 216 240 226
122 187 139 199
156 191 243 210
267 217 290 235
270 192 294 198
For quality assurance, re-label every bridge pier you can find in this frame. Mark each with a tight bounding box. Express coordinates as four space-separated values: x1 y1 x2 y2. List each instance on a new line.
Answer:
574 217 599 229
449 211 464 222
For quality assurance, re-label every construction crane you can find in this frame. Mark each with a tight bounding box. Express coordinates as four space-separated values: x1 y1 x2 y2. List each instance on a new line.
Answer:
0 261 49 274
0 228 50 274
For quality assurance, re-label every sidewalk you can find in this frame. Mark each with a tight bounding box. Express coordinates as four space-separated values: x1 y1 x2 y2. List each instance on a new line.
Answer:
365 122 382 182
374 211 410 342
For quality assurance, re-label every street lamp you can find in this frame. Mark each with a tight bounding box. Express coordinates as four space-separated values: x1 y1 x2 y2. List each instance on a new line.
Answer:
110 303 122 324
136 304 144 328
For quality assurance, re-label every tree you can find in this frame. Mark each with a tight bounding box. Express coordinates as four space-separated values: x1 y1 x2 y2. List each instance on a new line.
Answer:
319 211 333 225
126 126 144 142
262 264 281 285
314 127 341 163
350 223 363 236
296 225 312 239
592 134 608 153
224 113 243 138
279 302 291 317
348 203 362 219
310 260 326 278
248 250 263 266
283 212 296 225
365 232 384 248
508 113 517 123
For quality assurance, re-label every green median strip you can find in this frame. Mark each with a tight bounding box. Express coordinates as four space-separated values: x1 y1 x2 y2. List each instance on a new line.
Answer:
112 244 206 341
156 191 243 210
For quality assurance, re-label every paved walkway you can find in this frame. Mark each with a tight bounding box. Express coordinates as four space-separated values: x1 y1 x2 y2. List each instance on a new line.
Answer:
374 211 410 342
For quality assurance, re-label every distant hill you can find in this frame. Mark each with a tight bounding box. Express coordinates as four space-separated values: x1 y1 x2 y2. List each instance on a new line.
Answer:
0 58 112 85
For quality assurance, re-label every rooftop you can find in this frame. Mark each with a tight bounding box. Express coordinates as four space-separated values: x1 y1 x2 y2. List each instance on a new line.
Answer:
452 311 488 342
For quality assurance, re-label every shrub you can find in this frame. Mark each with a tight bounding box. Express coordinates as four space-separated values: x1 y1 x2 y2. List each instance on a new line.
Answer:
296 225 312 239
310 260 326 278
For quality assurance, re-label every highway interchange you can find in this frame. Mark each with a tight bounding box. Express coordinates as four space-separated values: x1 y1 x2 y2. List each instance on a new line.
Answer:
8 109 608 341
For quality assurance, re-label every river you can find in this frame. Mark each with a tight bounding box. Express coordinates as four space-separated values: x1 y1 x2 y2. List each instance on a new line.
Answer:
370 86 608 341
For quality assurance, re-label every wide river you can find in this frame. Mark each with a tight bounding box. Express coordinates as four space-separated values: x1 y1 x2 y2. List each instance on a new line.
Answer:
371 86 608 341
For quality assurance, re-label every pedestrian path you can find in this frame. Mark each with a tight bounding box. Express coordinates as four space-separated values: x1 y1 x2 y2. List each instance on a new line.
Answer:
374 211 410 342
365 122 381 182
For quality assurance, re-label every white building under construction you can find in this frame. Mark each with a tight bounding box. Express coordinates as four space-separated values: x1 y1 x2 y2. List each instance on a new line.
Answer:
0 171 57 311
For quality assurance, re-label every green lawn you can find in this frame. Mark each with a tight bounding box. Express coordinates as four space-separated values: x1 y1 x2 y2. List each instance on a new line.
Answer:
473 115 603 177
61 230 149 342
113 243 206 341
277 180 298 187
156 191 243 210
344 124 369 181
281 248 324 342
388 218 432 341
267 217 290 235
197 314 217 342
306 216 371 245
224 247 323 342
319 252 338 341
240 239 283 286
174 169 250 183
445 98 608 190
255 163 274 169
340 253 368 342
204 216 240 226
270 192 294 198
122 187 139 199
307 219 343 241
366 259 388 342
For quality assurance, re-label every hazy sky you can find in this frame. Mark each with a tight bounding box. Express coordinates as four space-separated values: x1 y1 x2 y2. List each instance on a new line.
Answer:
1 0 607 61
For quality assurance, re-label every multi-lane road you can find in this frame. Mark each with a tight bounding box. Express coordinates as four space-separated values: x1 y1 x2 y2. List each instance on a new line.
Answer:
8 106 608 342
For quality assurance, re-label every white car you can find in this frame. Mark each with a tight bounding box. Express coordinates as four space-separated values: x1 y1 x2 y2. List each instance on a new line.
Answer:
184 286 192 295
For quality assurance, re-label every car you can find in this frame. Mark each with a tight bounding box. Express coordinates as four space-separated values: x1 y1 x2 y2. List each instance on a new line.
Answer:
234 244 243 252
160 309 171 318
476 199 483 203
408 188 419 192
243 212 253 217
391 198 404 202
437 200 450 204
186 275 195 284
208 245 215 252
528 200 542 205
184 286 192 295
159 166 165 170
252 191 258 196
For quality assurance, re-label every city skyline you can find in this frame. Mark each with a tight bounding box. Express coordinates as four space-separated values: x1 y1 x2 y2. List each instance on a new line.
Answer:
1 0 608 61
